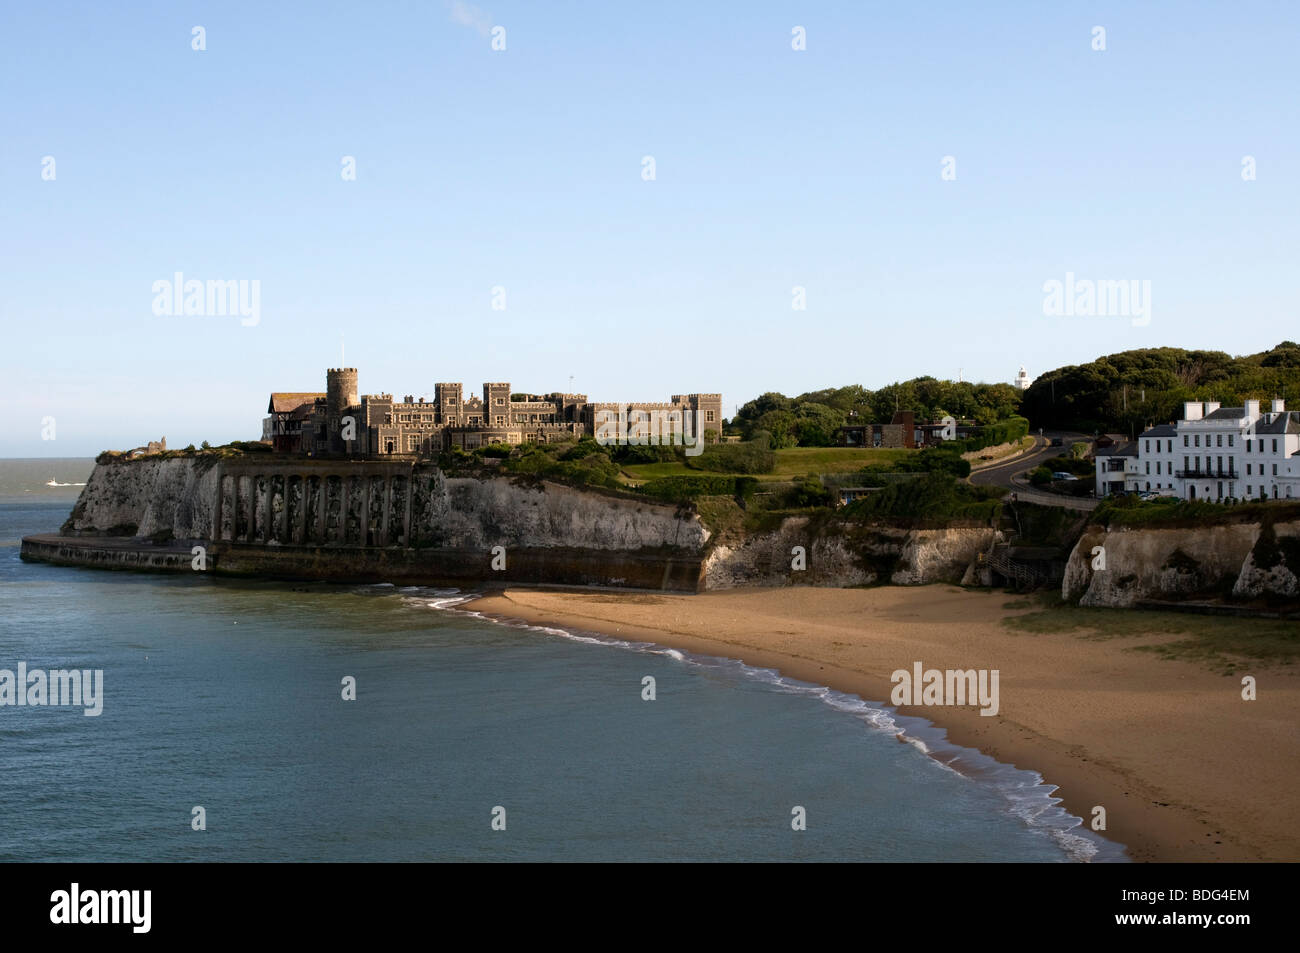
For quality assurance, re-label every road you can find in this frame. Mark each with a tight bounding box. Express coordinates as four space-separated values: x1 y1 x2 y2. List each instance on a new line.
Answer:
968 432 1099 511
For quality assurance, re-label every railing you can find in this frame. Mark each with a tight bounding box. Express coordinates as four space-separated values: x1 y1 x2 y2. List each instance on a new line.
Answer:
984 544 1051 592
1175 469 1236 479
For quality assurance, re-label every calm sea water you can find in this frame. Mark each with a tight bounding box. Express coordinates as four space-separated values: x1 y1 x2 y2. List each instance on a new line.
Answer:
0 460 1122 861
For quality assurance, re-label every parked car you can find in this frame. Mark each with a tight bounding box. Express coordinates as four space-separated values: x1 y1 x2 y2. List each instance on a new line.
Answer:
1051 471 1078 481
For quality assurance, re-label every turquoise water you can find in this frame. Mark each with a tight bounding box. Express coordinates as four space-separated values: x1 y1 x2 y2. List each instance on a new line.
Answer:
0 465 1121 861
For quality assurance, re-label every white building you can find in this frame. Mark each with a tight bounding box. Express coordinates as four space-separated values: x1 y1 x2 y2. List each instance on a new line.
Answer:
1095 400 1300 501
1014 366 1033 391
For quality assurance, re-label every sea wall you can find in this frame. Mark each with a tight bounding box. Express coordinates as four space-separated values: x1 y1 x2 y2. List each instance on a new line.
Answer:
1062 519 1300 606
702 517 996 590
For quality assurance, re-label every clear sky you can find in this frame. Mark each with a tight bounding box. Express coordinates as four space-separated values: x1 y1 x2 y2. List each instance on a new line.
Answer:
3 1 1298 456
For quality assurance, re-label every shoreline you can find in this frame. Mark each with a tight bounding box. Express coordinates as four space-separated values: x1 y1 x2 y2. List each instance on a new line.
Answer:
462 585 1300 863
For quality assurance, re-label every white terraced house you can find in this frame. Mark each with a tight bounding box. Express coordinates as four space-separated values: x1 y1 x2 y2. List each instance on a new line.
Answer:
1095 399 1300 502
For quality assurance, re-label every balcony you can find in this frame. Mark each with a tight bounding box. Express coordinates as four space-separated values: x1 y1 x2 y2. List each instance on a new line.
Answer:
1175 469 1236 479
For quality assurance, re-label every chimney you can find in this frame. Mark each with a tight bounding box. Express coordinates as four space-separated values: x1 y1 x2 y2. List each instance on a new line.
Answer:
1183 401 1203 421
1204 401 1220 415
1245 399 1260 418
1272 399 1286 413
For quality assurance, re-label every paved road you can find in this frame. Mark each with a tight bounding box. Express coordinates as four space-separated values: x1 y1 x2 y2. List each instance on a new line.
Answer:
969 432 1099 511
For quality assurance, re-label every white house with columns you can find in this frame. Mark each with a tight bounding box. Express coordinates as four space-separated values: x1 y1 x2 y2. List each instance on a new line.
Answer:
1095 399 1300 501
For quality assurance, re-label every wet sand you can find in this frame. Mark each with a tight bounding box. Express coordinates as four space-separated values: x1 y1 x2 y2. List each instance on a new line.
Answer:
464 585 1300 862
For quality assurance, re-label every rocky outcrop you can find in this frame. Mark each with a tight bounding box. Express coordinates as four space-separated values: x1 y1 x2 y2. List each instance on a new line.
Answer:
1063 519 1300 606
64 457 222 538
1233 522 1300 599
890 528 998 585
702 517 995 590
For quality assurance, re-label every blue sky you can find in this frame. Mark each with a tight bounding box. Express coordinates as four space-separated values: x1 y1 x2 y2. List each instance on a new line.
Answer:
3 1 1298 455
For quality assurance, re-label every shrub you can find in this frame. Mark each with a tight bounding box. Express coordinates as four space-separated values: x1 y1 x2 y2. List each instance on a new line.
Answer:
684 440 776 474
638 476 742 503
612 444 679 464
843 473 1002 522
915 448 971 477
782 474 832 508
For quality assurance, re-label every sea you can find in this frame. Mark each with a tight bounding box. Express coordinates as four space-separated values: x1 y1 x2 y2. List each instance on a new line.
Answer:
0 458 1124 862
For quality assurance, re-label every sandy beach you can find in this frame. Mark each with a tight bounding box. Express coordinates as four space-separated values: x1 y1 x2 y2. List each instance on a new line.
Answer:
464 585 1300 862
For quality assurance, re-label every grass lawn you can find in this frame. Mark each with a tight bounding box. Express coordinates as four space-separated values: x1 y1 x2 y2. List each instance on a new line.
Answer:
1002 592 1300 675
768 447 914 477
618 447 916 484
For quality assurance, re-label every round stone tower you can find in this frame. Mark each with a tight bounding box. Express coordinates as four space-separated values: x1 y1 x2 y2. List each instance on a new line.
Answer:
326 368 359 453
327 367 359 419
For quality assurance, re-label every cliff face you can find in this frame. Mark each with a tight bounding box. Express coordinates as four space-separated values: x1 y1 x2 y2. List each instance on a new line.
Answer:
64 458 222 539
62 459 708 553
414 472 705 552
52 458 1007 592
1062 520 1300 606
702 517 995 590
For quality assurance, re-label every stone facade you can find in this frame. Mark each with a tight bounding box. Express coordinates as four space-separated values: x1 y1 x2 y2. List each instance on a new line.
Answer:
266 369 722 458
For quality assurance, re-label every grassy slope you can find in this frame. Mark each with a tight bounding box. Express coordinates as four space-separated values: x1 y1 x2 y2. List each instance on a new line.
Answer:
619 447 916 484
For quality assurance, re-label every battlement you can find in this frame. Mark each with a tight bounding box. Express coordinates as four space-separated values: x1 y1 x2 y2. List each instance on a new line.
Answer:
273 368 719 457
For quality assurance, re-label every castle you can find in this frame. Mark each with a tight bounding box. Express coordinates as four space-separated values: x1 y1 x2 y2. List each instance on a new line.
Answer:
265 369 722 457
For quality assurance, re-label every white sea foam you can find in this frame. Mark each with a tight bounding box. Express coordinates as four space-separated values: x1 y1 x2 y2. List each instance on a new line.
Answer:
407 587 1123 863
